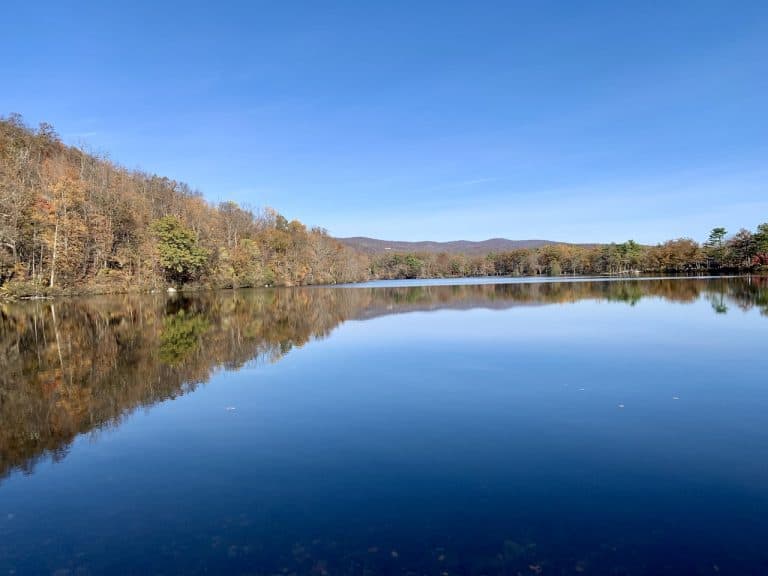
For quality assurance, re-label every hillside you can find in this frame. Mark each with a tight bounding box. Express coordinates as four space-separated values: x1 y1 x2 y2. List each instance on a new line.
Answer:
0 115 370 294
337 236 558 255
2 116 766 296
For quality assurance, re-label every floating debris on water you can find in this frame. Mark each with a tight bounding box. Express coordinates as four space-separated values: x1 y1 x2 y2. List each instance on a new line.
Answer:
618 404 625 409
225 406 236 411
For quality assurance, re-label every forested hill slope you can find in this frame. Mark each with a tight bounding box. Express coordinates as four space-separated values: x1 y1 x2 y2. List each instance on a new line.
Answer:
0 115 369 295
337 236 558 255
2 115 767 296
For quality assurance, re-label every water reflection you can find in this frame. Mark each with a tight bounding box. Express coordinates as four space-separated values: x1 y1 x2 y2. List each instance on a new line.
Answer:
1 276 766 480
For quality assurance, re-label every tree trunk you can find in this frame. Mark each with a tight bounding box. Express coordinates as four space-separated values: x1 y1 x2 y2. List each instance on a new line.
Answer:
50 220 59 288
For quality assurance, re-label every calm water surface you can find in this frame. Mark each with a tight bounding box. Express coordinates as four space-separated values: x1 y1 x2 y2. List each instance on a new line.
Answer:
1 277 767 575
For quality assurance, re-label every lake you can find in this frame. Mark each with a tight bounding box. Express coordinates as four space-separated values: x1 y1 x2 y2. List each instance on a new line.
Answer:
1 277 767 575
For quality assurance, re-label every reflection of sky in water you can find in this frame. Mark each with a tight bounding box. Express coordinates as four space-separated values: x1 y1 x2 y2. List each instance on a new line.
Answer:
1 278 767 574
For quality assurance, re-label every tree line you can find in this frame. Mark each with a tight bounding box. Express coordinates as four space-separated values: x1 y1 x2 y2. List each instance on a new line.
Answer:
1 115 766 295
369 227 768 280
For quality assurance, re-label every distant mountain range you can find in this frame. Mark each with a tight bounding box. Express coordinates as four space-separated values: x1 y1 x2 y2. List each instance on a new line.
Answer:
337 236 561 255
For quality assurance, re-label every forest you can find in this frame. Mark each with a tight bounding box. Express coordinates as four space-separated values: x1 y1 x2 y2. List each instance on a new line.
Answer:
0 115 369 296
1 115 767 296
368 227 768 280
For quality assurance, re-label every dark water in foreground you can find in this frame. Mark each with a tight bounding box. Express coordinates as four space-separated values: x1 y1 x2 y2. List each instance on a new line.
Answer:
1 277 768 575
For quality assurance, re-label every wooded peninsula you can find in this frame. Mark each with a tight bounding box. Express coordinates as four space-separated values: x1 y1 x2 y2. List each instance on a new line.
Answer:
1 115 767 297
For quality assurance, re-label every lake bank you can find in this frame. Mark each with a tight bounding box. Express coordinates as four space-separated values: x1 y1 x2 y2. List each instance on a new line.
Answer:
2 270 764 300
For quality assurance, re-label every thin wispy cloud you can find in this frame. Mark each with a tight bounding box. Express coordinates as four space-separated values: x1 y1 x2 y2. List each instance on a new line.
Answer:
64 131 100 139
326 164 768 243
409 177 500 196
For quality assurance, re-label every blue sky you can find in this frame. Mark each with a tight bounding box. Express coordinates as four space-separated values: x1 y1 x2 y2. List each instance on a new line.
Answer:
2 1 766 243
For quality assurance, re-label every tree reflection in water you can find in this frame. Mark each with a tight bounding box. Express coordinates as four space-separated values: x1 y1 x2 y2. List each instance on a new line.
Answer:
1 276 766 479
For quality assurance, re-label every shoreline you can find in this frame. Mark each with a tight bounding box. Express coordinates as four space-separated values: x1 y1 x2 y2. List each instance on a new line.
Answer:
3 272 763 301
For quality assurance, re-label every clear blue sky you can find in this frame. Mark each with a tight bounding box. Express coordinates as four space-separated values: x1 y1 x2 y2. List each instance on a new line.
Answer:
2 1 766 243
